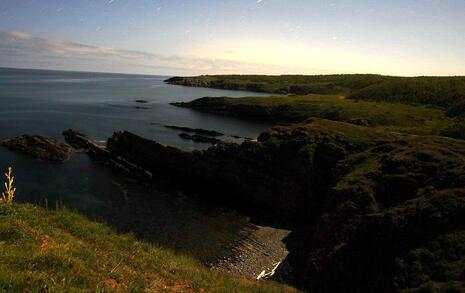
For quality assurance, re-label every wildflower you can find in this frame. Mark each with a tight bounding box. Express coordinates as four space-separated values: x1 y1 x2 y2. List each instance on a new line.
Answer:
1 167 16 204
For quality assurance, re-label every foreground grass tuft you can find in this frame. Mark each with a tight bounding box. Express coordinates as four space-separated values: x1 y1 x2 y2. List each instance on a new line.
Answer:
1 167 15 204
0 203 297 292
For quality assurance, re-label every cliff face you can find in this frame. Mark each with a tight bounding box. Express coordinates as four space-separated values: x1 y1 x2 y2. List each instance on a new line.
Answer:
107 119 384 224
295 132 465 292
105 119 465 292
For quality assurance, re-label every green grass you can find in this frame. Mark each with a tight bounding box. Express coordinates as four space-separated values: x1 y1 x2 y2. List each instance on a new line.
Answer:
166 74 392 95
166 75 465 118
180 94 460 137
0 203 297 293
168 74 465 139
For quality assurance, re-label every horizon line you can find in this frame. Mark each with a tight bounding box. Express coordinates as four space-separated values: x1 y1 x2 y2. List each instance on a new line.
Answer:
2 66 465 79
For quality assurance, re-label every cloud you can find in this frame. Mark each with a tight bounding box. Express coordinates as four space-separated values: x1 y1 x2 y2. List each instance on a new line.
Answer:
0 30 299 75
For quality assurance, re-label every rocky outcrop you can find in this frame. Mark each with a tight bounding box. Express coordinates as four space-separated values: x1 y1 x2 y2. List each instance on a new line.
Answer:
178 133 221 144
0 135 72 162
104 119 465 292
63 129 103 152
106 119 393 223
62 129 151 179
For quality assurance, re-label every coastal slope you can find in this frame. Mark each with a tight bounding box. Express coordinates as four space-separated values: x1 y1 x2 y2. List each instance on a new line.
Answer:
0 203 297 292
105 119 465 292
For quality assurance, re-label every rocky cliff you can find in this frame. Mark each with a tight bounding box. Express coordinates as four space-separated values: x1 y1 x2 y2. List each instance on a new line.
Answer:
104 118 465 292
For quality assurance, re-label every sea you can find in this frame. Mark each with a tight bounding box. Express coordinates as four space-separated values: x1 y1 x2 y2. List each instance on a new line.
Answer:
0 67 271 212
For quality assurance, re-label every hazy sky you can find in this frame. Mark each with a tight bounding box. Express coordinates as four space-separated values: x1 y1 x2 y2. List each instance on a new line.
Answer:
0 0 464 76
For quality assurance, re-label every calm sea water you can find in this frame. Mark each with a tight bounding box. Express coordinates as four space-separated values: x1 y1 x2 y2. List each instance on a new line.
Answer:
0 67 271 212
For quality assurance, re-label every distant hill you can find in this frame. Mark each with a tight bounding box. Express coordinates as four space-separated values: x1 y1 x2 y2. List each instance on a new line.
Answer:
166 75 465 117
166 74 392 95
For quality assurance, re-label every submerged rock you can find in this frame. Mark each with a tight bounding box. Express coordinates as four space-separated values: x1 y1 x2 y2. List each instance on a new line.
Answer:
178 133 221 144
135 100 149 103
165 125 224 137
0 135 72 162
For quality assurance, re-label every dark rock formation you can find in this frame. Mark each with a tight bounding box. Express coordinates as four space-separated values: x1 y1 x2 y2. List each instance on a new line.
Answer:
106 131 195 182
178 133 221 144
135 100 149 103
0 135 72 162
63 129 101 151
165 125 224 137
171 97 308 123
62 129 151 179
104 119 465 292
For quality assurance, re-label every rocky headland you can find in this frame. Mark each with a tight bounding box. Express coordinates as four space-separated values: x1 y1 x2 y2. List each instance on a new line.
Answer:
8 116 463 292
63 118 465 292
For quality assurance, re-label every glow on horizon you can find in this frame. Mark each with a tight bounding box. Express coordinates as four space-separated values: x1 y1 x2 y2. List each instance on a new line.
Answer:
194 38 465 76
0 0 464 76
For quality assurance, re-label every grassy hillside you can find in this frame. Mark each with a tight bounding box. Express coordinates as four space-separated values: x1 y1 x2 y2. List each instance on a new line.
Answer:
166 75 465 116
0 203 297 293
165 74 391 95
173 94 464 139
348 77 465 115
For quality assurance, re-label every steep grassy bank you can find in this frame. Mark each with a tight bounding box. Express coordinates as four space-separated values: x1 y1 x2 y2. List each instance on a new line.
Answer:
104 119 465 292
0 203 297 292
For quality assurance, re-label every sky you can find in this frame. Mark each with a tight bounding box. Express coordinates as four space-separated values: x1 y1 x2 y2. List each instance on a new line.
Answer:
0 0 464 76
